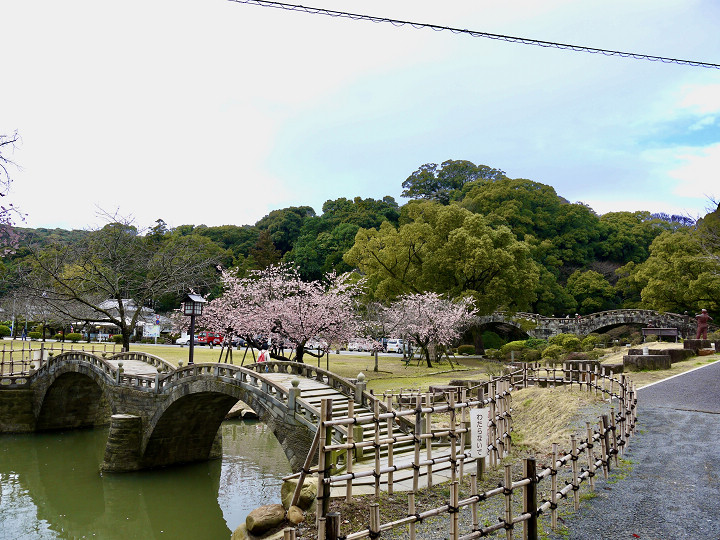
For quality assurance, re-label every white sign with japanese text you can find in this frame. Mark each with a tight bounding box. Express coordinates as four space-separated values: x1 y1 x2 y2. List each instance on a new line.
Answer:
470 408 489 459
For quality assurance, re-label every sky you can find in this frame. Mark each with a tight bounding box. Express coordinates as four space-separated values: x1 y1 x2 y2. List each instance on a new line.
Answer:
2 0 719 231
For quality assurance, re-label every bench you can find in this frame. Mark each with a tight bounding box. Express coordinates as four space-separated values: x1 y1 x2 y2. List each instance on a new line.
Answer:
641 328 678 342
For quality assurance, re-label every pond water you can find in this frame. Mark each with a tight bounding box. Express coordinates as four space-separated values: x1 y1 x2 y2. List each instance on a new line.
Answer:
0 420 292 540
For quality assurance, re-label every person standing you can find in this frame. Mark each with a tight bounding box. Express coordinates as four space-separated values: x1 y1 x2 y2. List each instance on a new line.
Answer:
695 309 713 339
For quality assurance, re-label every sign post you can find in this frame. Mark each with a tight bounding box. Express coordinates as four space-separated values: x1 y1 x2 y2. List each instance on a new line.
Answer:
470 408 489 478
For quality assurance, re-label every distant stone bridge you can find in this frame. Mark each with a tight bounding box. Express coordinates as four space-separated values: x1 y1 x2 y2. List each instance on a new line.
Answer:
476 309 696 339
0 352 375 472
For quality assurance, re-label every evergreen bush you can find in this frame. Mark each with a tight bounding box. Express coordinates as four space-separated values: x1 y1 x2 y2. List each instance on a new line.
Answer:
28 332 42 340
541 344 564 360
66 333 82 342
482 331 505 350
0 325 11 337
457 344 475 355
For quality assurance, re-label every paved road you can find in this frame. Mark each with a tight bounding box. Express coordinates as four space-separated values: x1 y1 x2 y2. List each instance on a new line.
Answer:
551 360 720 540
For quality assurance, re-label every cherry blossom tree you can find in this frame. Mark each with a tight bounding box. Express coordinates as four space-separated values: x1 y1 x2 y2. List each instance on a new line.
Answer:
388 292 477 368
199 264 365 363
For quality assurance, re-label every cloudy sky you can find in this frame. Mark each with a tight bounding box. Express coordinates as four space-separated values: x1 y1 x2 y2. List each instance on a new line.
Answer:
2 0 719 231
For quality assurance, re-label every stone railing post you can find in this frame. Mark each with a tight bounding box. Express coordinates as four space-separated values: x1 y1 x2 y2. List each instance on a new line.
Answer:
115 362 124 384
288 378 301 413
354 372 366 405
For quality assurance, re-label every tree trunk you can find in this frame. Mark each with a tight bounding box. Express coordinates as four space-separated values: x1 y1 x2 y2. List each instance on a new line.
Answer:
374 350 379 372
472 326 485 355
122 328 132 352
420 345 433 368
295 344 305 363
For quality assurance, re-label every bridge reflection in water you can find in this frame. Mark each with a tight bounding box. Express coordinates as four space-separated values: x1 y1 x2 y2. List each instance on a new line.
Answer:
0 420 291 539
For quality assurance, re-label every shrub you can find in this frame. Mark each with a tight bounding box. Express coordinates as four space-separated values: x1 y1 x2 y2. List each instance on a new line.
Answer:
562 336 582 352
524 349 541 362
457 344 475 355
644 334 658 342
629 332 642 346
525 338 548 350
0 325 11 337
53 333 64 340
581 335 599 351
548 333 576 346
112 335 124 344
500 340 528 359
66 333 82 342
28 332 42 340
482 331 505 350
541 344 564 360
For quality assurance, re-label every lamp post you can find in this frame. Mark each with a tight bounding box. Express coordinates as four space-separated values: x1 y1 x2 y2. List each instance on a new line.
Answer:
182 294 206 365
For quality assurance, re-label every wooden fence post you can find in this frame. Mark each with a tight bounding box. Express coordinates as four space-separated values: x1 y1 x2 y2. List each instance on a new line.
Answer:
601 415 612 473
523 457 537 540
326 512 340 540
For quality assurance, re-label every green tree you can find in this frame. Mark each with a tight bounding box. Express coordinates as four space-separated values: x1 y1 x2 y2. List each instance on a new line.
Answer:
20 220 223 350
255 206 316 255
566 270 617 314
630 227 720 314
344 201 539 313
287 197 400 280
402 160 506 205
596 211 666 263
460 178 601 268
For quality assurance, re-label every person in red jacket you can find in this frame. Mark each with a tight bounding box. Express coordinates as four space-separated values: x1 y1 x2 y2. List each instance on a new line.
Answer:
695 309 713 339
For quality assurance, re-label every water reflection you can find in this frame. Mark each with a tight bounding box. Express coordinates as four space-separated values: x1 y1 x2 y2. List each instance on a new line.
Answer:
0 420 291 540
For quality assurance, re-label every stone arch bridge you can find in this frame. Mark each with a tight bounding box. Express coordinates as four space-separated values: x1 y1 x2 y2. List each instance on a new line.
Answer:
476 308 697 339
0 351 379 473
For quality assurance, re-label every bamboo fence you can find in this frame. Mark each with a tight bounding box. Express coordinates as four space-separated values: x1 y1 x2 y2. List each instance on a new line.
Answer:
0 341 119 375
308 363 637 540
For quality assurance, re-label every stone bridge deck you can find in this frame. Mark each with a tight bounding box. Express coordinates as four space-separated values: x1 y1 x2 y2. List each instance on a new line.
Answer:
0 352 457 485
477 308 703 338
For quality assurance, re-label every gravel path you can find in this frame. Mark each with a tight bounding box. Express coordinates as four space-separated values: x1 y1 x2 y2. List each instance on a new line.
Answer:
547 360 720 540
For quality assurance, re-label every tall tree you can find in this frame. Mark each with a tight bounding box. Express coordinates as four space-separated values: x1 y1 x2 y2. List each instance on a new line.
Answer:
402 160 506 205
20 220 223 350
628 227 720 315
344 201 539 313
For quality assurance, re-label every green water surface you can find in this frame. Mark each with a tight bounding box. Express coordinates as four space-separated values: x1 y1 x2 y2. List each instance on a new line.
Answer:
0 420 291 540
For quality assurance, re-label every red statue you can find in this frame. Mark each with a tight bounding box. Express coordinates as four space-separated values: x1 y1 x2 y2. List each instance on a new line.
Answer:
695 309 713 339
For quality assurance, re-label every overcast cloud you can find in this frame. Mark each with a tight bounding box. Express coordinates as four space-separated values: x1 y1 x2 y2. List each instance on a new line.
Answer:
2 0 718 231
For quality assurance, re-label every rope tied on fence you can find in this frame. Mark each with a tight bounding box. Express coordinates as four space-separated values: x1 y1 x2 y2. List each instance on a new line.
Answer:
412 512 423 523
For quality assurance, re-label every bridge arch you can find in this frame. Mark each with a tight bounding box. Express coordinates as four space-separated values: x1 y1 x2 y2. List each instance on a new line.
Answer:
475 309 692 340
35 357 116 431
141 374 315 471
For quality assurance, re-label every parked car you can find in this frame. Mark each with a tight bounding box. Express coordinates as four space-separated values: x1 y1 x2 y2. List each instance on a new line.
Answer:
385 338 404 353
197 331 224 345
306 338 328 351
347 340 365 352
176 334 197 345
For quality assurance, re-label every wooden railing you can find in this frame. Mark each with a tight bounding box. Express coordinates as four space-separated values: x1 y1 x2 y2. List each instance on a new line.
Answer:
310 365 637 540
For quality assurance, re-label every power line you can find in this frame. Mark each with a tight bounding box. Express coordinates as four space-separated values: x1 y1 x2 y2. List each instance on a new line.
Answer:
228 0 720 69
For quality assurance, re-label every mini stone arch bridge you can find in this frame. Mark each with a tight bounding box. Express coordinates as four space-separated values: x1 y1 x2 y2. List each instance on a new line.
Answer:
0 351 382 473
477 308 695 339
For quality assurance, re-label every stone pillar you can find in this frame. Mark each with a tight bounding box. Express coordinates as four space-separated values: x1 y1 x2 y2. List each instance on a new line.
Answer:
0 389 37 433
102 414 143 472
354 373 366 406
288 378 301 413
